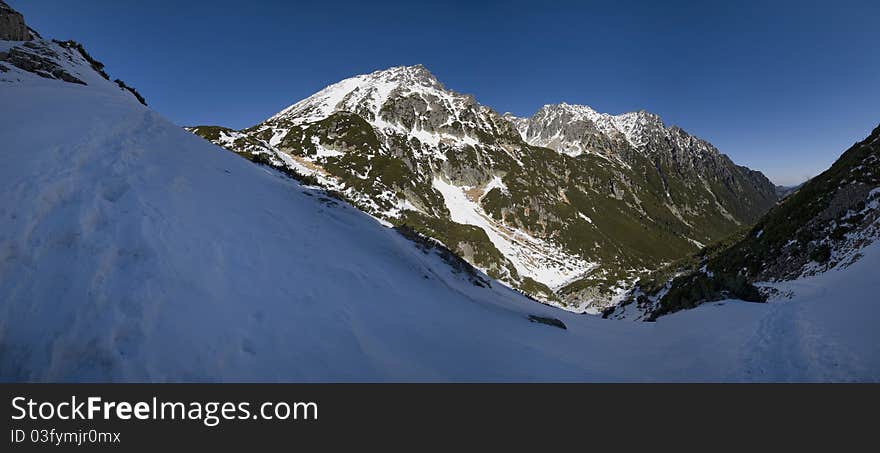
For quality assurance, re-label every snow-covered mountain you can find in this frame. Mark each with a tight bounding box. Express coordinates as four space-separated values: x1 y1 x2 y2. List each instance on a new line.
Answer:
189 65 777 311
1 1 878 381
506 102 653 158
508 102 775 210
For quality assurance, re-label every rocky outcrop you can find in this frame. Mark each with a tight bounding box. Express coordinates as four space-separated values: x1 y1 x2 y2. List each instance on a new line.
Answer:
53 39 110 79
114 79 147 106
0 1 33 41
0 41 85 84
0 3 88 84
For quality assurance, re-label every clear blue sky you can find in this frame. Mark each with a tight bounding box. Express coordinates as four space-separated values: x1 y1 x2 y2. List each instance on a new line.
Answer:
11 0 880 186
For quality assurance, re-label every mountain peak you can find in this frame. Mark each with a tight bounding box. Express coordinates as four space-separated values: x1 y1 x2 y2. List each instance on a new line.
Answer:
543 102 598 114
618 109 664 126
396 63 432 76
513 102 672 154
537 103 662 124
269 64 473 128
365 64 441 88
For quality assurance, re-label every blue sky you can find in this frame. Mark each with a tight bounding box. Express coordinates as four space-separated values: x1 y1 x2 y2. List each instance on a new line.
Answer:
12 0 880 185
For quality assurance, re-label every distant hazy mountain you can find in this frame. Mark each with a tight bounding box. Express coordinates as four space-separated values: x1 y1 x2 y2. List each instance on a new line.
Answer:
775 183 804 199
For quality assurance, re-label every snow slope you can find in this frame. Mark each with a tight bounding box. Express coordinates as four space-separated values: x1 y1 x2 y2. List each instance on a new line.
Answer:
431 177 595 291
1 42 878 382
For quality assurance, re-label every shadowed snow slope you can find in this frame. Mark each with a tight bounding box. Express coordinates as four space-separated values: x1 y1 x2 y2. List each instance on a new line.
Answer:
1 45 878 382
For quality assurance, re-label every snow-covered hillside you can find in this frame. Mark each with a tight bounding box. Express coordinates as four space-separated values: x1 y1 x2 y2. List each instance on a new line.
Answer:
0 49 577 380
1 16 877 381
0 54 876 382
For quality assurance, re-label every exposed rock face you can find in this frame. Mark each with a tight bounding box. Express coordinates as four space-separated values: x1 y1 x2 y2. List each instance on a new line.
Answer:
0 41 85 84
0 1 33 41
510 103 778 224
